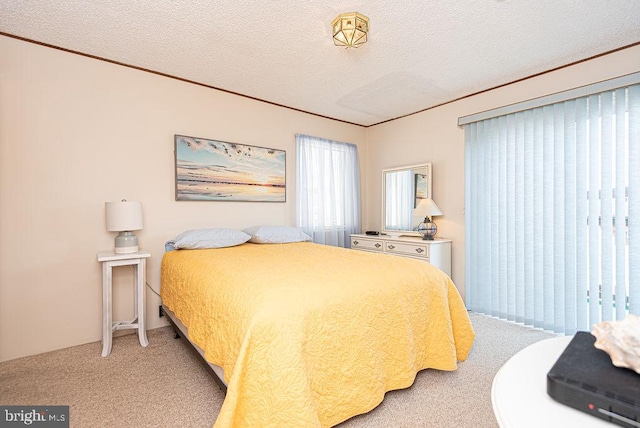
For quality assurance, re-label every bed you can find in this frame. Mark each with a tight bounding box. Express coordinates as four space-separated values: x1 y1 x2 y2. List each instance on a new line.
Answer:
160 238 474 427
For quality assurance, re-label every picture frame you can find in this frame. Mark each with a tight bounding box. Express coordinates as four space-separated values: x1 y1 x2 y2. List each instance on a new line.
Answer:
174 134 286 202
414 173 427 208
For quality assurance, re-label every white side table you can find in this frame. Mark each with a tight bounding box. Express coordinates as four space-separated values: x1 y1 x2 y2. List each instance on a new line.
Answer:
492 335 612 427
97 250 151 357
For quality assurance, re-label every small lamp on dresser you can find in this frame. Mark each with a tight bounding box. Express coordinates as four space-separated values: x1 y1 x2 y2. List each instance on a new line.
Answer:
414 198 443 240
105 199 143 253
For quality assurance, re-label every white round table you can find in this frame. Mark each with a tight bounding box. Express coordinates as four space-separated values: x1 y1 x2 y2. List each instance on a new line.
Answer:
492 336 612 427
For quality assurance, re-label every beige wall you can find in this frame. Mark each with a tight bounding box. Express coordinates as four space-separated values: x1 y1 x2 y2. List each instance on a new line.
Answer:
0 36 367 362
2 34 638 362
366 44 640 295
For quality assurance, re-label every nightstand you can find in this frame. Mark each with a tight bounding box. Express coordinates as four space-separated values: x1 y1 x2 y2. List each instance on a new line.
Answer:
97 250 151 357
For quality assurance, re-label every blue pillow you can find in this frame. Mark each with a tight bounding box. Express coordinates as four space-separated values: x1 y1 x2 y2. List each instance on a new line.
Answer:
165 228 251 250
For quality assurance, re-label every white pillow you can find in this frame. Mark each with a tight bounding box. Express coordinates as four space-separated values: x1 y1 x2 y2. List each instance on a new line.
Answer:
243 226 312 244
166 228 251 250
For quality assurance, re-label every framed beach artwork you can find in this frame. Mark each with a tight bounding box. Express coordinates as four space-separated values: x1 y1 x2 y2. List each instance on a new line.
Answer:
174 135 286 202
414 173 427 208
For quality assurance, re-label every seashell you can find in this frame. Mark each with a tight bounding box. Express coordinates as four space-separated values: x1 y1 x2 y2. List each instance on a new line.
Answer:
591 315 640 375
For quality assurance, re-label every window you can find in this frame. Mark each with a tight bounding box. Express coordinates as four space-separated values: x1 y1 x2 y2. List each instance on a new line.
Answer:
296 134 361 247
462 78 640 334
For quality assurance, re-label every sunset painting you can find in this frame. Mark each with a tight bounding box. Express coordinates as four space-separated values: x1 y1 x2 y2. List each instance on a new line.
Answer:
174 135 286 202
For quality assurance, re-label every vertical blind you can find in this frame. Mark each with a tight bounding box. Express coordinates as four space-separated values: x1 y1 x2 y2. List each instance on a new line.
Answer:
464 82 640 334
296 134 361 248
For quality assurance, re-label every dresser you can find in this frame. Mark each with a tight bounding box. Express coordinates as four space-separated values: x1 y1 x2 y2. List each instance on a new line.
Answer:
350 234 451 277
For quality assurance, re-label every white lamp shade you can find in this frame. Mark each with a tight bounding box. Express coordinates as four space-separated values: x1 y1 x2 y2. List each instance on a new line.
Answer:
414 198 443 218
105 201 143 232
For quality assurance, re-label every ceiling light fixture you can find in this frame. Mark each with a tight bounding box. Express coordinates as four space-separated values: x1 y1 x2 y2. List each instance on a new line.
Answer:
331 12 369 48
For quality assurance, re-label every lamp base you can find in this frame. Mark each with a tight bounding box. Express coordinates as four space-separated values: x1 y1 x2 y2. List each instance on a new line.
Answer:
114 231 139 254
417 220 437 241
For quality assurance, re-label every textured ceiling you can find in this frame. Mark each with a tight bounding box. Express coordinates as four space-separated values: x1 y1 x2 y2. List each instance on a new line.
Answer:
1 1 639 126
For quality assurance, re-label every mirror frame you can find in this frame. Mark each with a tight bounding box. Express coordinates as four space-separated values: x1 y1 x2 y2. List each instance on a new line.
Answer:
381 162 433 237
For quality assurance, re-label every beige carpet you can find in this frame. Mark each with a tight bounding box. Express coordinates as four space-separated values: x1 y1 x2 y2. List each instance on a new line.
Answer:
0 313 554 427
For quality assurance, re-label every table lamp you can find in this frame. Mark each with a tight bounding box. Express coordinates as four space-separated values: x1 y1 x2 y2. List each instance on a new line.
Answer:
105 200 143 253
414 198 443 240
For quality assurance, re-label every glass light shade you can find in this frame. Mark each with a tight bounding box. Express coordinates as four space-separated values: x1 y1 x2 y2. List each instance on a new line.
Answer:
331 12 369 48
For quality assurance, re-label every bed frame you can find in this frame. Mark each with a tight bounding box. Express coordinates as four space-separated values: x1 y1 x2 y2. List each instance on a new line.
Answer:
162 304 227 393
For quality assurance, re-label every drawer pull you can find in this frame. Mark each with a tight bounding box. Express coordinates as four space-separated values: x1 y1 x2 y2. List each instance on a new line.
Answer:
388 244 395 249
353 240 359 246
375 243 381 248
415 248 424 254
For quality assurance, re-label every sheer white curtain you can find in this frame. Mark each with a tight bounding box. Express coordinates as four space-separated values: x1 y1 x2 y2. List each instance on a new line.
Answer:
385 170 413 230
464 82 640 334
296 134 361 247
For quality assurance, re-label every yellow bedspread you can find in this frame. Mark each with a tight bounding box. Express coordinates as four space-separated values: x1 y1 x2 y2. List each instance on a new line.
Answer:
161 242 474 428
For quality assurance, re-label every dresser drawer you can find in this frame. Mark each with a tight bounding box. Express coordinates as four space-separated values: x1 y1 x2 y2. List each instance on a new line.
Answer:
350 234 451 276
351 237 384 252
384 241 429 259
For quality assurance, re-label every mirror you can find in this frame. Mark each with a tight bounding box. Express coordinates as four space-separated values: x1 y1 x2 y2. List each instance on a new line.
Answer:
382 163 432 236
